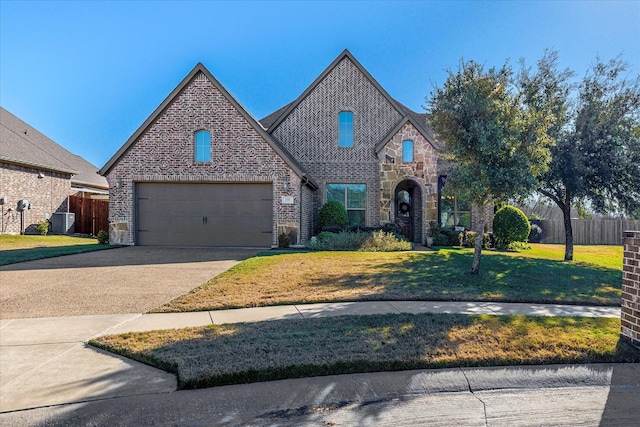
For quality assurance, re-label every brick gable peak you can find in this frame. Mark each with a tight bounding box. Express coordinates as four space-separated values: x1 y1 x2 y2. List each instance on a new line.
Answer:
264 49 407 133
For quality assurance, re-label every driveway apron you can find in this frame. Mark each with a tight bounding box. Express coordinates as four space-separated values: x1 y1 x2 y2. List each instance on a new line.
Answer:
0 247 260 412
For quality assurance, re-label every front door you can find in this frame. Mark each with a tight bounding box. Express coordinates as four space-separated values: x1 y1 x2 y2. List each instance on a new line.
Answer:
396 189 412 241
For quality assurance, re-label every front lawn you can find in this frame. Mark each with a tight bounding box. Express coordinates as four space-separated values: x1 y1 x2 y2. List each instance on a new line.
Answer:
155 244 623 312
0 235 111 265
91 313 639 389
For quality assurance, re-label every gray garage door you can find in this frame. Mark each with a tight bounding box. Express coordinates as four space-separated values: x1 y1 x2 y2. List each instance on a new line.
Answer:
136 182 273 247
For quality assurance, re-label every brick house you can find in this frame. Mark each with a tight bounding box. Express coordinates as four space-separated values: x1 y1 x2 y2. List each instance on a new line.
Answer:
1 107 108 235
101 50 464 247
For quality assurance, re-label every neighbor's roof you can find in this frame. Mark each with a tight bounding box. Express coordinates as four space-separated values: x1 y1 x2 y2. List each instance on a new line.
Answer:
260 49 441 151
0 107 108 189
99 63 318 190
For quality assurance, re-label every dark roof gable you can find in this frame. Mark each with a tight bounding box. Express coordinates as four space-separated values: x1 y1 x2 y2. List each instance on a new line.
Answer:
263 49 407 133
261 49 440 151
99 63 316 188
1 107 108 188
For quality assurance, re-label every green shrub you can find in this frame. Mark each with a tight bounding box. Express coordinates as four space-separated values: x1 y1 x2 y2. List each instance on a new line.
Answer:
493 205 531 249
432 233 449 246
36 220 49 236
97 230 109 245
463 231 491 248
318 201 349 230
307 230 411 252
278 232 290 248
441 229 464 246
359 231 412 252
528 223 543 243
308 231 368 250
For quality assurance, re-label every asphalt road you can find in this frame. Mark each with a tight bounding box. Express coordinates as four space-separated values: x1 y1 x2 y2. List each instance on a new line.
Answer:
1 363 639 426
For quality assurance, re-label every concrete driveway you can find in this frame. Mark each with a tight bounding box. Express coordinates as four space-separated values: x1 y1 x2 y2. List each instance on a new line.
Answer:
0 246 260 412
0 246 261 319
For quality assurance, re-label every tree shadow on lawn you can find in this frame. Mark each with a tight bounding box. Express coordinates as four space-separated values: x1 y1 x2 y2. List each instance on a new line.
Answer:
91 313 640 390
259 249 621 306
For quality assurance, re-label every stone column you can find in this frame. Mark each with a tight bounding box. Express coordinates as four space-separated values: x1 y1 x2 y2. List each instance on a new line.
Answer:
621 230 640 346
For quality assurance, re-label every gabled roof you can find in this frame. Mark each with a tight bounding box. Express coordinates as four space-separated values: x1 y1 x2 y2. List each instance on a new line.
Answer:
264 49 408 133
261 49 440 152
0 107 108 189
375 102 442 153
99 63 316 189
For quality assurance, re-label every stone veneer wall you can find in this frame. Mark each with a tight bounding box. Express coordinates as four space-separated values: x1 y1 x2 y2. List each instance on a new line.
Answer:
378 122 439 243
107 71 301 246
622 230 640 346
0 163 70 234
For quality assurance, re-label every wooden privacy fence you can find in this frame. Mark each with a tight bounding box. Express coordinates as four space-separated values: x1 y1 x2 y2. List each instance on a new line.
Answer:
538 219 640 245
68 195 109 236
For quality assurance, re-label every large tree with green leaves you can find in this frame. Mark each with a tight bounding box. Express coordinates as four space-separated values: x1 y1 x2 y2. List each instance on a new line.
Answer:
428 60 553 274
520 52 640 260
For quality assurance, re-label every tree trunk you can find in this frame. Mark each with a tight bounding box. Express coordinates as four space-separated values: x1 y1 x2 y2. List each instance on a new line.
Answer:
562 198 573 261
471 205 486 274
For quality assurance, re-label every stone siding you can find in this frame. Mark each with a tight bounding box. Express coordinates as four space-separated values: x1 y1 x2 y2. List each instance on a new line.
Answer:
0 163 70 234
378 122 439 243
106 71 301 246
622 230 640 346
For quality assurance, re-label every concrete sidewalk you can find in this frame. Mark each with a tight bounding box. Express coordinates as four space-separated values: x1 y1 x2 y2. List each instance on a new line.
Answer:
0 300 623 414
104 300 621 334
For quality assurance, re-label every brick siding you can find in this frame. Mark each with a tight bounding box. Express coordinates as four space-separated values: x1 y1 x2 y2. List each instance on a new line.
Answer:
271 56 422 231
622 230 640 346
1 163 69 234
106 71 301 246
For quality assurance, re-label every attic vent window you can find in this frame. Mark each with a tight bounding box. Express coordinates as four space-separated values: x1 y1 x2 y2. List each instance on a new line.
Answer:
195 130 211 162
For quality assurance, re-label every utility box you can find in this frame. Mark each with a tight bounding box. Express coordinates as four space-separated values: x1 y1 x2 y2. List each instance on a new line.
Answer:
51 212 75 234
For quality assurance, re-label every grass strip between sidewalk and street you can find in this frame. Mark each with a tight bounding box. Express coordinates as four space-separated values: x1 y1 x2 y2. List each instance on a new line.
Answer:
154 245 623 312
91 313 639 390
0 235 113 265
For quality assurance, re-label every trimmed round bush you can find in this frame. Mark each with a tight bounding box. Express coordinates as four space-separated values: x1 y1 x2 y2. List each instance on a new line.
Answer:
493 205 531 249
319 201 349 230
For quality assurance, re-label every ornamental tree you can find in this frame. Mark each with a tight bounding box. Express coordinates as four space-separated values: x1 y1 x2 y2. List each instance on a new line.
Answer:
520 51 640 260
428 59 553 274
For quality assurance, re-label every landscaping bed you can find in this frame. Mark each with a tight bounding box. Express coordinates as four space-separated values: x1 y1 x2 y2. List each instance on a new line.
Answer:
154 245 623 312
91 312 639 389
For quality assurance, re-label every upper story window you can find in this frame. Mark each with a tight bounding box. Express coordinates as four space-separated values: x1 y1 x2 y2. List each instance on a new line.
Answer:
338 111 353 147
402 140 414 163
195 130 211 162
402 141 413 163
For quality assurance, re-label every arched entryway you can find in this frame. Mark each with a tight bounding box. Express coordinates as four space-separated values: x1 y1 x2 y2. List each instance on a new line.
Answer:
394 180 423 243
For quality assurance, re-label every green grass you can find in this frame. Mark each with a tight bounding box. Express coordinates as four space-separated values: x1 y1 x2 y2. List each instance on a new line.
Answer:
0 235 113 265
91 313 640 390
155 244 623 312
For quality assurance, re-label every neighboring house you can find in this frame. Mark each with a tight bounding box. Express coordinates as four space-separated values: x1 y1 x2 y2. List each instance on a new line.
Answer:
100 50 471 247
0 107 108 234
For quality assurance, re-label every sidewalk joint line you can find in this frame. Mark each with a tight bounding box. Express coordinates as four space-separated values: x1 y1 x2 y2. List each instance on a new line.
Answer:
459 366 488 427
293 305 306 319
91 314 143 340
387 302 401 313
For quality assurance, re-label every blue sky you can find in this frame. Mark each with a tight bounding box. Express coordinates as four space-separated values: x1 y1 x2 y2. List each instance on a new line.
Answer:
1 1 638 168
